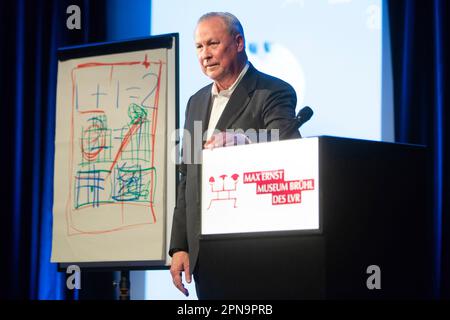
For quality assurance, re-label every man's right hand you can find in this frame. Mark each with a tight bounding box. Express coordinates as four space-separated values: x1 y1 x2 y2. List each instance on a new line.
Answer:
204 132 251 149
170 251 191 297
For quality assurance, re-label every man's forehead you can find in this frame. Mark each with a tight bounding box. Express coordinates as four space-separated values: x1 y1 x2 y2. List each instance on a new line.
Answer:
195 17 228 36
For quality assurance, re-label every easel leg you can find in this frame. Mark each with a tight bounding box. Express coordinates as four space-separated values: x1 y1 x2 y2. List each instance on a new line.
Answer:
119 270 130 300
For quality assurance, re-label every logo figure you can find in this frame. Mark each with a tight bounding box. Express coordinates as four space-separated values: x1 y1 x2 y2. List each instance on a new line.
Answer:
66 5 81 30
366 265 381 290
207 174 239 210
66 265 81 290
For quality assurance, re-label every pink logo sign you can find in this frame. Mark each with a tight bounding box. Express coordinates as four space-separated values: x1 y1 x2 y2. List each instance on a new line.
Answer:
243 169 314 205
207 174 239 210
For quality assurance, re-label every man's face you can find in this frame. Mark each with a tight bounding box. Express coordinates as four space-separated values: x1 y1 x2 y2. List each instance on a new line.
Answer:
195 17 244 84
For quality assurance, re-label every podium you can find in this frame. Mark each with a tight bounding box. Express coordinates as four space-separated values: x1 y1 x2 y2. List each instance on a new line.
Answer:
198 136 432 299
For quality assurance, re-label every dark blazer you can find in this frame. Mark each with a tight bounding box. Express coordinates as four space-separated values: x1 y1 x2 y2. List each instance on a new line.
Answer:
169 63 301 273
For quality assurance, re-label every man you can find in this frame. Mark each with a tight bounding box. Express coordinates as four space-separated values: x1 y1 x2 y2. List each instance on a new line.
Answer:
169 12 301 298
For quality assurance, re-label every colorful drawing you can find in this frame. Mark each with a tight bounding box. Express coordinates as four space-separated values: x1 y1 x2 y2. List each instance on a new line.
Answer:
64 53 166 236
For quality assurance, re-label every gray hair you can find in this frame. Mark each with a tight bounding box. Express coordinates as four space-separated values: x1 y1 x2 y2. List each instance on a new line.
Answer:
198 12 245 43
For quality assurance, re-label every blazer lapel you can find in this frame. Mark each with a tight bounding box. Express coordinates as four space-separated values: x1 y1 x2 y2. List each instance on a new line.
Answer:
195 84 213 136
215 63 258 131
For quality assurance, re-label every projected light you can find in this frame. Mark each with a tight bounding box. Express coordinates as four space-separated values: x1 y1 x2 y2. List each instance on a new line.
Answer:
149 0 390 300
152 0 383 141
248 42 306 106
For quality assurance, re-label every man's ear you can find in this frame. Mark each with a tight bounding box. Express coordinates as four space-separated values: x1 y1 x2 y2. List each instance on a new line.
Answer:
235 34 245 52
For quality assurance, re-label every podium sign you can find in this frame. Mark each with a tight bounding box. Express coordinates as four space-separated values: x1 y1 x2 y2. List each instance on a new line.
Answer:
201 138 320 235
199 137 432 299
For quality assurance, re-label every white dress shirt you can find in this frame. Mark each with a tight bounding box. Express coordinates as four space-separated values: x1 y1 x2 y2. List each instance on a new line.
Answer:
206 62 250 140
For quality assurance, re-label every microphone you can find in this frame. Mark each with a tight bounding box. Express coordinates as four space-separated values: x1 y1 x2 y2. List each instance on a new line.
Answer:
295 106 314 128
280 106 313 140
269 106 314 141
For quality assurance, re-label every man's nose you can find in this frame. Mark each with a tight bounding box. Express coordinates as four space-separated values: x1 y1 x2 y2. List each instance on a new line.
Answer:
200 48 212 61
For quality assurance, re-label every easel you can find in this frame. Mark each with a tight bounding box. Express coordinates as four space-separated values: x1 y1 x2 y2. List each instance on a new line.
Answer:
114 270 130 300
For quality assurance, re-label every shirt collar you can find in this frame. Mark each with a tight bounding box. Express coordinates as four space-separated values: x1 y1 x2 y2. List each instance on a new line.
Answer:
211 62 250 97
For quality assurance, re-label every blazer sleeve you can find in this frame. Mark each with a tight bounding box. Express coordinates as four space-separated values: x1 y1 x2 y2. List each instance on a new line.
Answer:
261 81 302 140
169 163 188 256
168 99 192 255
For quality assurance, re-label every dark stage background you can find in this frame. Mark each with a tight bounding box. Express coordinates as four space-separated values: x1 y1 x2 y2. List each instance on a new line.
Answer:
0 0 448 299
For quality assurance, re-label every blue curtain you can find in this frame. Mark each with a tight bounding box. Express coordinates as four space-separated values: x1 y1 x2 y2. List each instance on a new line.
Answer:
0 0 107 300
388 0 449 298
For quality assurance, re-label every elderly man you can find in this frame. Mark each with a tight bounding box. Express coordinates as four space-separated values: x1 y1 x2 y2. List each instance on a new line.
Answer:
169 12 301 298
